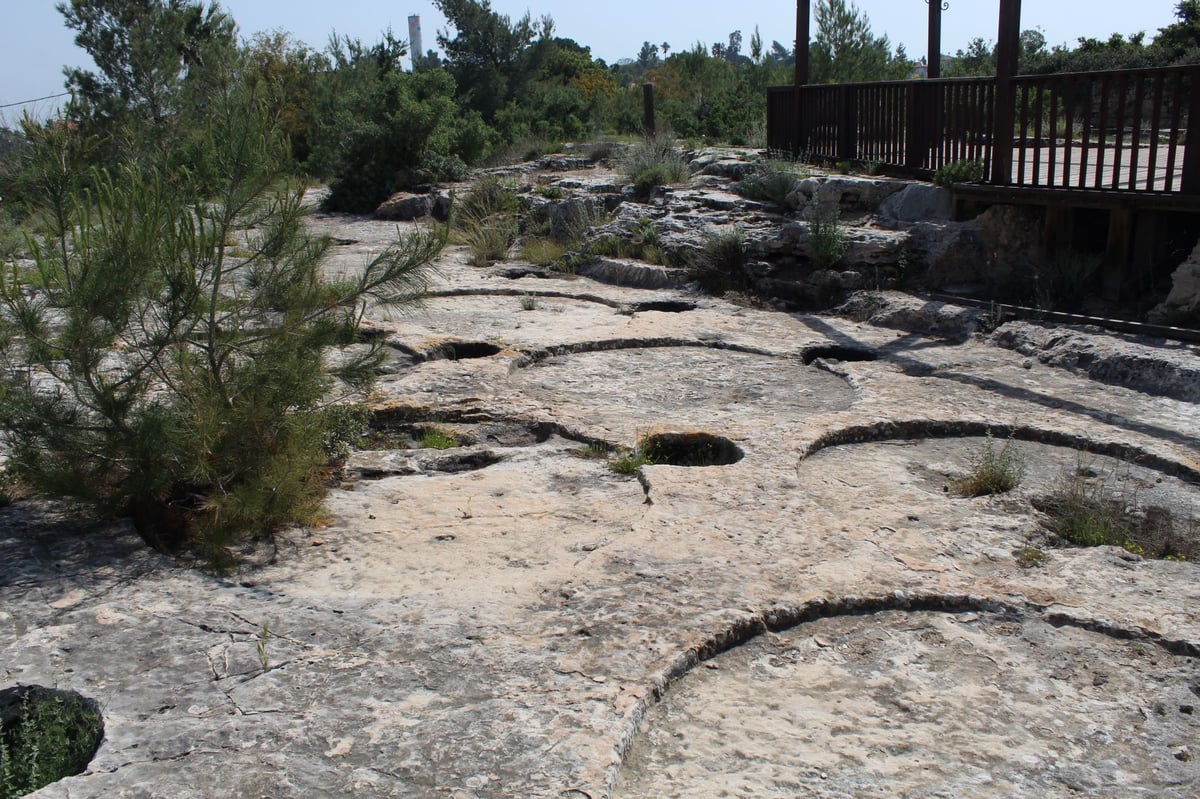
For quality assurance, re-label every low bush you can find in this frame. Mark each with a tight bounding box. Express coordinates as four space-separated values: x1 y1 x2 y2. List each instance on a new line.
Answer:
735 156 809 207
808 204 848 269
620 139 691 200
690 229 748 294
1035 464 1198 561
952 434 1026 497
453 177 521 266
933 159 985 187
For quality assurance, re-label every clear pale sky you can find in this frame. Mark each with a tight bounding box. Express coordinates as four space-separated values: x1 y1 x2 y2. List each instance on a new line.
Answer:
0 0 1185 121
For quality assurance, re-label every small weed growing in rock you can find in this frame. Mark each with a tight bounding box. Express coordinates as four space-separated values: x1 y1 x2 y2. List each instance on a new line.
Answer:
519 294 538 311
609 441 654 475
933 159 985 187
257 623 272 672
571 441 612 460
1016 546 1049 568
0 688 103 799
808 204 847 270
621 140 691 200
420 427 459 450
953 434 1026 497
1034 463 1198 560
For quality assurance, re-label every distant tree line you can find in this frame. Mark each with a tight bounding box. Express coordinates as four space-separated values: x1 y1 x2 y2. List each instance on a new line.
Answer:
945 0 1200 76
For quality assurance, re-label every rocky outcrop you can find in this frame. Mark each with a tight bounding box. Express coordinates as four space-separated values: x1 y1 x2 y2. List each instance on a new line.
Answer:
373 190 451 222
993 320 1200 402
1150 239 1200 322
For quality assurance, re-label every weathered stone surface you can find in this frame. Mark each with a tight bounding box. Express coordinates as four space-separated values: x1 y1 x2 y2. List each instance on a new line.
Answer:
4 178 1199 799
1163 240 1200 312
993 319 1200 402
373 190 451 222
577 257 690 290
878 182 955 222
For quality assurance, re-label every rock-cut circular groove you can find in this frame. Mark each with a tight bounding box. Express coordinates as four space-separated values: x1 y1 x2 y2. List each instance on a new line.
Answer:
800 420 1200 484
642 432 744 467
609 592 1200 798
512 338 775 371
417 341 503 361
800 344 878 365
0 685 104 792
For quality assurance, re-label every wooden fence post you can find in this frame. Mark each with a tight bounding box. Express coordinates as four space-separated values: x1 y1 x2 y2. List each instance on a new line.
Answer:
991 0 1022 185
927 0 944 80
643 83 656 138
1183 66 1200 195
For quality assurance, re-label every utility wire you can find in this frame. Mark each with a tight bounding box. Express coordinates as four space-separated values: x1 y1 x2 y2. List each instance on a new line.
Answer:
0 92 71 110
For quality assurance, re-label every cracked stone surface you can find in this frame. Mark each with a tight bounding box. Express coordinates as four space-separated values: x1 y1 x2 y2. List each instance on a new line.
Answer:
3 193 1199 798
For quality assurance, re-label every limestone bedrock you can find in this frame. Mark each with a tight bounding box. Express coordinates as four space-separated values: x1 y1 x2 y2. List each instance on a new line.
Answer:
2 187 1199 799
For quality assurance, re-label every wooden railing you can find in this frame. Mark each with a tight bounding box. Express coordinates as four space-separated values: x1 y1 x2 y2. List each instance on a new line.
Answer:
767 65 1200 195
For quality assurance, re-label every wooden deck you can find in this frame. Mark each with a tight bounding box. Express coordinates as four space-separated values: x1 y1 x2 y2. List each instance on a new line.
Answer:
767 66 1200 202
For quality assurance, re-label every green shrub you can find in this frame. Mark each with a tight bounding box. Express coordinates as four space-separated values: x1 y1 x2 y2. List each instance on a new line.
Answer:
0 688 103 799
690 229 748 293
519 237 566 267
0 82 442 563
1035 464 1198 561
808 204 848 270
453 176 521 227
933 159 984 187
620 139 691 200
735 157 810 207
952 434 1026 497
453 177 521 267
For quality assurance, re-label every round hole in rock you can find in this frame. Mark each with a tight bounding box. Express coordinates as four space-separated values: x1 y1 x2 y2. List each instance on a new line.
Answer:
641 432 744 467
425 342 502 361
626 300 697 314
0 685 104 795
801 345 878 365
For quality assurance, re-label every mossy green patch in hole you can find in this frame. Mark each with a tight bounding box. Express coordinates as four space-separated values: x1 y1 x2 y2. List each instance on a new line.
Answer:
1 686 103 799
640 432 744 468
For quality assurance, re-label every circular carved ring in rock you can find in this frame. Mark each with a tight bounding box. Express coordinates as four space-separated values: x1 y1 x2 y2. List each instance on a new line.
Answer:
642 432 744 467
614 597 1200 798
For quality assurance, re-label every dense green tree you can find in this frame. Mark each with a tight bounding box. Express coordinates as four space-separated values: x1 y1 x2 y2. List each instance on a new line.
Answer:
309 33 489 212
1155 0 1200 61
58 0 236 133
0 57 443 559
810 0 912 83
434 0 539 120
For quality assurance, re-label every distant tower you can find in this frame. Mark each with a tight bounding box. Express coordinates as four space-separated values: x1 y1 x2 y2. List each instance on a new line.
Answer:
408 15 423 70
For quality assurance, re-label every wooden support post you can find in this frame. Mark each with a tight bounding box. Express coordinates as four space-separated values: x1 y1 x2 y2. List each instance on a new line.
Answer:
795 0 810 88
643 83 656 138
991 0 1022 185
1183 66 1200 195
927 0 944 80
1042 205 1074 262
1132 212 1167 292
1102 208 1134 302
794 0 810 156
